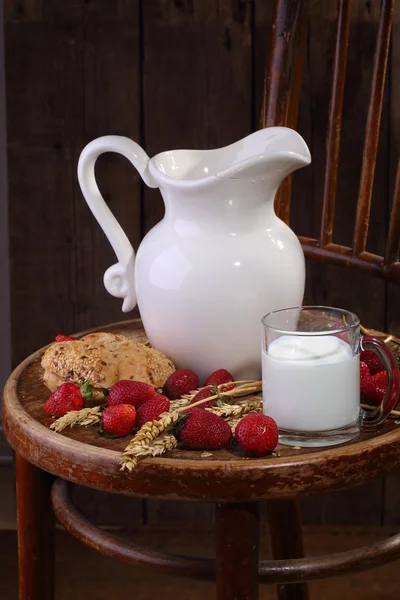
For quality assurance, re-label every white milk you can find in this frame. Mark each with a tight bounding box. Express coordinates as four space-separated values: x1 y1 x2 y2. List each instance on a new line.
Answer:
262 335 360 432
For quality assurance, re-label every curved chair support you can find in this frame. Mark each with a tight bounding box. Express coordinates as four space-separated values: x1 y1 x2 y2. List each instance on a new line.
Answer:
52 479 400 584
51 479 215 581
259 530 400 583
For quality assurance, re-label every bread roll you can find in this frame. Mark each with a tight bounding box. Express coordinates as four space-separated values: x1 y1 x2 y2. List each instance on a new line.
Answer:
41 332 175 398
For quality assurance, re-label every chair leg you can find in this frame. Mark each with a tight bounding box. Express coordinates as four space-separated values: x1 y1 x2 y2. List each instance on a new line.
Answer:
15 453 55 600
216 502 260 600
267 499 309 600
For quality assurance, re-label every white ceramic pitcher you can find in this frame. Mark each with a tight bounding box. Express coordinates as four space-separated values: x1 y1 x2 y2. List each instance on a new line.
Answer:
78 127 311 380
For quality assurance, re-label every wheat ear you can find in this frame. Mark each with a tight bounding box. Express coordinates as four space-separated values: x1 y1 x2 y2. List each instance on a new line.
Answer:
50 406 104 432
120 433 178 471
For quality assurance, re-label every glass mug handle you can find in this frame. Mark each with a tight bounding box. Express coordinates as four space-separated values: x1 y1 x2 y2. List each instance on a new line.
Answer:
361 336 400 428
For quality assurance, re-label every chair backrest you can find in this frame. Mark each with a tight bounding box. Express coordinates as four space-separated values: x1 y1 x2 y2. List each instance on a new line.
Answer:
261 0 400 284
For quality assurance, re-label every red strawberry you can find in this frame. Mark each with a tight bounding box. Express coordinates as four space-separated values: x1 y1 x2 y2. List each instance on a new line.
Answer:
361 371 387 406
204 369 234 387
373 371 388 398
165 369 199 400
55 334 78 342
360 350 384 375
179 408 232 450
188 382 237 412
360 361 370 379
136 395 171 428
219 382 236 393
235 414 278 457
190 386 215 409
360 376 373 401
108 380 155 408
101 404 136 437
44 383 85 417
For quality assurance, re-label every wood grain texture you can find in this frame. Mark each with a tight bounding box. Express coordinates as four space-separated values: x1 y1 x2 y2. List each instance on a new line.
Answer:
260 0 306 128
385 160 400 266
0 7 11 422
320 0 351 246
15 454 54 600
268 499 309 600
146 499 214 529
5 0 143 354
259 0 307 223
6 21 78 364
142 0 252 233
216 503 259 599
353 0 394 255
72 0 142 333
72 485 143 529
253 0 275 123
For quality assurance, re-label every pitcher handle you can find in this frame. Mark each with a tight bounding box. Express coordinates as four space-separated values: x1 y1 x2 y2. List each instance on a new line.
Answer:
77 135 158 312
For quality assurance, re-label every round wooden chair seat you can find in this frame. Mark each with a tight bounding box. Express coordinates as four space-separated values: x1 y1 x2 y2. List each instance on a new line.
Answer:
4 319 400 503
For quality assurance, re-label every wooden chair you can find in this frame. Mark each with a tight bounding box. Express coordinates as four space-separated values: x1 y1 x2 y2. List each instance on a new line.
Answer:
262 0 400 598
263 0 400 277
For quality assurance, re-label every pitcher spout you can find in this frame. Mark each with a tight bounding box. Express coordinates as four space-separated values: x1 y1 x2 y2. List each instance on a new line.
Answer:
148 126 310 191
216 126 311 183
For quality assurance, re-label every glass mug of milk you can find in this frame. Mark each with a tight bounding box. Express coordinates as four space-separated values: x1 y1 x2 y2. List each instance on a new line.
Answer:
262 306 400 447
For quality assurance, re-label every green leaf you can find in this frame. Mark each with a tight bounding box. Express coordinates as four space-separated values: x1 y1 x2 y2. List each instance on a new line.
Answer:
98 429 119 439
173 414 189 439
97 423 119 439
81 380 93 402
223 396 234 405
212 383 219 395
216 399 223 407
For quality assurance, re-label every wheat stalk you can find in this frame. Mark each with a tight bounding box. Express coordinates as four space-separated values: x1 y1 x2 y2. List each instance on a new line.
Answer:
50 405 104 432
120 433 178 471
360 324 400 349
207 398 262 419
125 411 181 449
361 403 400 417
180 382 261 404
170 397 192 410
177 381 262 411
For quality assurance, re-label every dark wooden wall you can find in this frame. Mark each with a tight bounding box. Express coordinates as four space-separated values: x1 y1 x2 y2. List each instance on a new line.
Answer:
5 0 400 527
0 3 12 462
